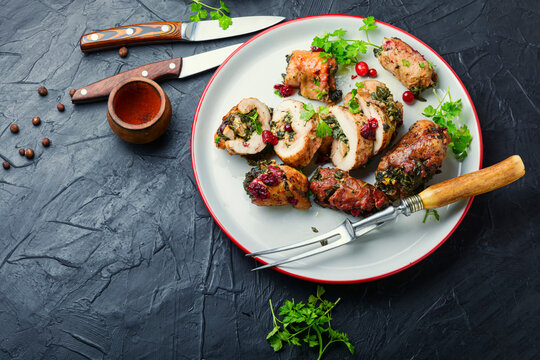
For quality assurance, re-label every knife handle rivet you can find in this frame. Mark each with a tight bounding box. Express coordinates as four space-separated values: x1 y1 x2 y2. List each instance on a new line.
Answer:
81 89 87 96
126 28 134 35
161 25 170 32
90 34 98 41
141 70 148 77
169 63 176 69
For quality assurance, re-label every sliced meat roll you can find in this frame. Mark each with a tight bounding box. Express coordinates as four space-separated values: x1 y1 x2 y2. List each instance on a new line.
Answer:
243 161 310 209
374 37 438 99
271 100 322 168
375 120 450 201
214 98 271 155
310 168 389 217
356 80 403 128
344 81 400 156
319 106 373 171
284 50 342 103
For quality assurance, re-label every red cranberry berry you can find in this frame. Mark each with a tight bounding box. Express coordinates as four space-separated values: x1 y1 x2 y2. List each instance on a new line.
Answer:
368 68 377 78
287 197 298 206
350 208 362 217
355 61 369 76
262 130 278 145
284 123 293 132
273 84 294 97
259 173 280 187
248 181 270 200
360 118 379 140
402 90 415 104
310 46 324 52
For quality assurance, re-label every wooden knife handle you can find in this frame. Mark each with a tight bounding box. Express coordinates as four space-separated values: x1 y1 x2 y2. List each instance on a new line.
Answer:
80 22 183 52
71 57 182 104
419 155 525 209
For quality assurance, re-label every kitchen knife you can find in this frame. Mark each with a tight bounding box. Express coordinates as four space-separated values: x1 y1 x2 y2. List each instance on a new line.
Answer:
71 43 241 104
80 16 284 52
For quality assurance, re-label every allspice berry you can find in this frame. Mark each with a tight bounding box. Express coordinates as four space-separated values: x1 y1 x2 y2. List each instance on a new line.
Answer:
69 88 76 97
2 161 10 170
9 124 19 133
25 148 34 159
38 86 48 96
32 116 41 126
19 148 25 156
119 46 128 58
57 103 65 112
42 138 51 147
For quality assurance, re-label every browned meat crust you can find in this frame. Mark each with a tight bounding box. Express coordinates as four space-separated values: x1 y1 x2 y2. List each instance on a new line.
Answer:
284 50 342 103
243 161 310 209
375 120 450 201
374 37 438 98
310 168 389 217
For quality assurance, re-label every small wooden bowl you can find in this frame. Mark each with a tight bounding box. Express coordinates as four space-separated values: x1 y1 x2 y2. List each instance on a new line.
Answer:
107 77 171 144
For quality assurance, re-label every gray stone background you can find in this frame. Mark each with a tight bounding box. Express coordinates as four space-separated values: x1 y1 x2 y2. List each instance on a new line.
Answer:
0 0 539 359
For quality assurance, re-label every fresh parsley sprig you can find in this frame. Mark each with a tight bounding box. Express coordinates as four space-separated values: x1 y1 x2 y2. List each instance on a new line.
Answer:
358 16 380 48
247 111 263 134
267 286 354 360
422 89 472 160
300 103 316 121
346 82 365 114
423 209 440 223
190 0 232 30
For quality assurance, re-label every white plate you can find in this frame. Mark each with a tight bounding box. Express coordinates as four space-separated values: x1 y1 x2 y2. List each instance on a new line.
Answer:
191 15 482 283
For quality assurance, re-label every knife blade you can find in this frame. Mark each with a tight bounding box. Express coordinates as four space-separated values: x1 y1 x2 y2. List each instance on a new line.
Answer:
71 43 242 104
80 16 284 52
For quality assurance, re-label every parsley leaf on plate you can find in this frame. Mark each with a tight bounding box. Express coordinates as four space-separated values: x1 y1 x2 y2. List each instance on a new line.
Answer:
190 0 232 30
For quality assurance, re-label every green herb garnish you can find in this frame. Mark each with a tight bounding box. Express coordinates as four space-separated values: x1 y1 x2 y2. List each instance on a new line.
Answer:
274 89 283 98
422 89 472 160
311 21 379 65
214 135 222 144
423 209 440 223
313 77 320 86
316 120 333 138
301 103 316 121
346 82 365 114
247 111 263 135
402 59 410 67
316 89 328 100
428 61 436 70
267 286 354 359
318 106 329 115
419 62 425 68
190 0 232 30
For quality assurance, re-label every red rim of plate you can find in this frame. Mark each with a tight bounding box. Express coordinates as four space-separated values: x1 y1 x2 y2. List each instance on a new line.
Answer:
190 14 484 284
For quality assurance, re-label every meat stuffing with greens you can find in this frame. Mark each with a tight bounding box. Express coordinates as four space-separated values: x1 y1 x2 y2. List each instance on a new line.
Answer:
215 98 271 155
375 120 450 201
284 50 342 103
374 37 438 99
272 99 322 168
243 161 311 209
310 168 389 217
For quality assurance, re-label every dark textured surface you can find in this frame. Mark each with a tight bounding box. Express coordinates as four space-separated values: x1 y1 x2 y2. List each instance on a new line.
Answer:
0 0 539 359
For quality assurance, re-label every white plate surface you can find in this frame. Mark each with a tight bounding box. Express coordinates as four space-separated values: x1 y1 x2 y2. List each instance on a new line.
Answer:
191 15 482 283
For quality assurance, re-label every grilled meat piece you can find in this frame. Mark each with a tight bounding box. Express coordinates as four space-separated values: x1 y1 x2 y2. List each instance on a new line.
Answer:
374 38 438 99
319 106 373 171
344 81 403 156
284 50 342 103
310 168 389 217
214 98 271 155
243 161 310 209
272 99 322 168
375 120 450 201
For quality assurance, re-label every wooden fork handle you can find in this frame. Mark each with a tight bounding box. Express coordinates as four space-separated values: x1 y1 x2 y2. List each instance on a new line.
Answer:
80 22 183 52
419 155 525 209
71 57 182 104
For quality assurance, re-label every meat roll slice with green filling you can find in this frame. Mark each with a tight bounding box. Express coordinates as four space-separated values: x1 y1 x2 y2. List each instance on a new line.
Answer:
319 106 373 171
310 168 389 217
243 161 310 209
214 98 271 155
271 99 322 168
344 81 402 156
375 120 450 201
374 37 438 99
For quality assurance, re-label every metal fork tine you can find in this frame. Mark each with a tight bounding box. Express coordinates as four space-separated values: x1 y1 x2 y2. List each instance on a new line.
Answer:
251 223 380 271
245 226 343 257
